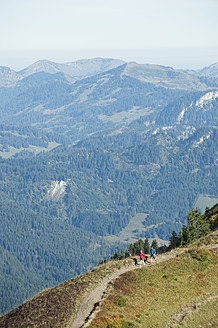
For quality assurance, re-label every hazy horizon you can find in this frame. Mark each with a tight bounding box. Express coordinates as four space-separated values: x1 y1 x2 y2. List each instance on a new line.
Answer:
1 46 218 72
1 0 217 71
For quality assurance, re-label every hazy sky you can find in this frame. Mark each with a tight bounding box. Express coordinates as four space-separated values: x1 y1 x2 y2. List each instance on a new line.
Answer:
1 0 218 70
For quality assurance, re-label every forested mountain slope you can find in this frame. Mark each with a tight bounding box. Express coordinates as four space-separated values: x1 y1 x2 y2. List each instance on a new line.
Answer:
1 61 217 145
0 59 217 314
0 126 217 313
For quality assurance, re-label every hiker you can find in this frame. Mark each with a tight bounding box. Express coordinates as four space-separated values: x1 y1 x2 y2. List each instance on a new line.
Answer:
150 246 157 263
139 250 146 266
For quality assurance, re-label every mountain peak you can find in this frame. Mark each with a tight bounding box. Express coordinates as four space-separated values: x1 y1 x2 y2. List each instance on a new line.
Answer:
0 65 22 86
195 62 218 78
18 60 61 76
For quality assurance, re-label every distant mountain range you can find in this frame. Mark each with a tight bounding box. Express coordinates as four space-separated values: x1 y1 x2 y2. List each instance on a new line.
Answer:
0 59 218 152
1 57 218 86
0 57 125 86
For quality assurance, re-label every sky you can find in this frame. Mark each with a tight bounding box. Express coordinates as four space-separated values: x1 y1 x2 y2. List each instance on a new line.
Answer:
0 0 218 70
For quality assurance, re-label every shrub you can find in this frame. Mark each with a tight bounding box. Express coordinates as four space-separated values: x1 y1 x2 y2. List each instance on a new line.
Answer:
189 248 212 262
93 315 122 328
114 296 127 307
107 320 134 328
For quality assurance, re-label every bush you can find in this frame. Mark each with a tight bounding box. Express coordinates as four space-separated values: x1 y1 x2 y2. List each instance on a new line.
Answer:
107 320 134 328
114 296 127 307
189 248 212 262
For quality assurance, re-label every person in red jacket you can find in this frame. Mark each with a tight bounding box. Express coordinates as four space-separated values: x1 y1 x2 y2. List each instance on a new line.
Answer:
139 250 146 266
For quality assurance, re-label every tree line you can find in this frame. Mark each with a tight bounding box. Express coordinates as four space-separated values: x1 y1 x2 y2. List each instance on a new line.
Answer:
106 204 218 264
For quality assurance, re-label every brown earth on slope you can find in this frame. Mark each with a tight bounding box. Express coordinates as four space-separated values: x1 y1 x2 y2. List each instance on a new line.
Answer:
0 258 134 328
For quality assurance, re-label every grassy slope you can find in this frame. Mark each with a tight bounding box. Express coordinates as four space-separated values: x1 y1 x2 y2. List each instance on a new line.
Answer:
177 297 218 328
0 230 217 328
90 230 218 328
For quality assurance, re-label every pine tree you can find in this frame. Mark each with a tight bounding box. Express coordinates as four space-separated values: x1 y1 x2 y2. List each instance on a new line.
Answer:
169 230 179 249
187 208 199 241
125 249 129 258
128 243 134 255
151 239 158 251
180 225 191 246
180 207 211 246
135 239 144 254
144 238 150 254
117 248 124 260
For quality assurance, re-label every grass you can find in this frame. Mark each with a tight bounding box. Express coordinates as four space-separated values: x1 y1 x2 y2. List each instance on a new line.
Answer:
0 142 60 159
178 297 218 328
104 212 168 246
89 245 218 328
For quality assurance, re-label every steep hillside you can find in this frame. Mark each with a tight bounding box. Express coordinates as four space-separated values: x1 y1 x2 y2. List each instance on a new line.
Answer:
195 62 218 78
0 229 217 328
156 90 218 126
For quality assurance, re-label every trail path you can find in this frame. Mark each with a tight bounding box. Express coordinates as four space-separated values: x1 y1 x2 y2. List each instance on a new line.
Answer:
70 245 218 328
165 292 218 327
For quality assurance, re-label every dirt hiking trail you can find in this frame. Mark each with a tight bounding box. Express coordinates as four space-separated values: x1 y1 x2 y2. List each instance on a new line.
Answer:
70 248 187 328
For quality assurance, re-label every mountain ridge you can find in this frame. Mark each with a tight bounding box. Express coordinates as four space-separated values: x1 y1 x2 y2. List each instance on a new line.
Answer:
18 57 125 81
1 60 217 148
1 58 218 87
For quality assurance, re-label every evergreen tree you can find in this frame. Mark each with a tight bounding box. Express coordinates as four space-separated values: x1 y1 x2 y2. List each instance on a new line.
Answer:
197 211 211 237
187 208 200 241
125 249 129 258
128 243 134 255
169 230 179 249
134 239 144 255
151 239 158 251
117 248 124 260
179 207 211 246
180 224 191 246
144 238 150 254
